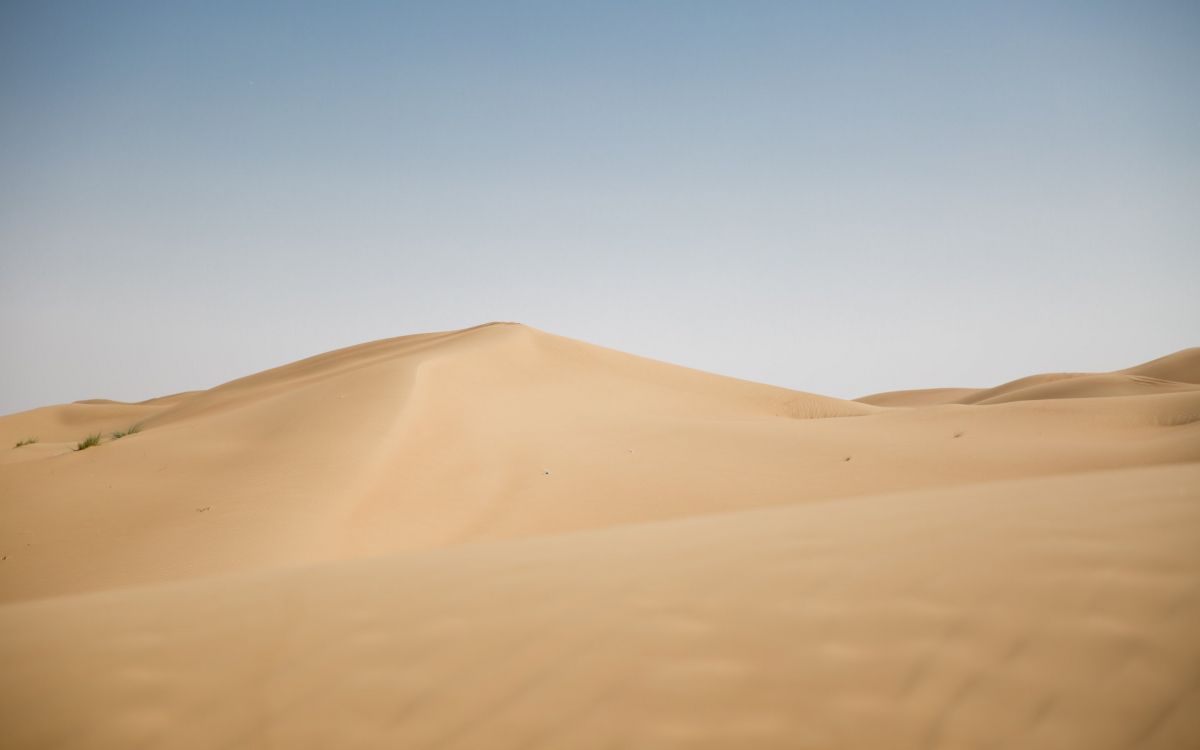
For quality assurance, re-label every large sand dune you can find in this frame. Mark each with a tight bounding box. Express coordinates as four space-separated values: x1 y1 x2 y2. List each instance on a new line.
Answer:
2 324 1198 748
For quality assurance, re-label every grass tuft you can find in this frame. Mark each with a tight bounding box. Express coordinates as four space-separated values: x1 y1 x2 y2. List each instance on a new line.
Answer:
13 437 38 449
75 433 102 451
111 423 143 440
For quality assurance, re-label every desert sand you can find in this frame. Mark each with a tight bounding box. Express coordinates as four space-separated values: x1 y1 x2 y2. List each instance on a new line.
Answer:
1 322 1198 748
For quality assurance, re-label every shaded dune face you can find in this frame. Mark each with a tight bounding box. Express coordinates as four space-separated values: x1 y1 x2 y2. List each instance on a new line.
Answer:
1 325 1198 749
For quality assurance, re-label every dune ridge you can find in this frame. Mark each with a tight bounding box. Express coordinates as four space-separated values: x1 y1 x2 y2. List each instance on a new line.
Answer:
856 347 1200 407
2 324 1198 749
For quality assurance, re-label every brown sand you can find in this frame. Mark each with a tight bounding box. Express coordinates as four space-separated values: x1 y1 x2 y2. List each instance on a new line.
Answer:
2 323 1198 748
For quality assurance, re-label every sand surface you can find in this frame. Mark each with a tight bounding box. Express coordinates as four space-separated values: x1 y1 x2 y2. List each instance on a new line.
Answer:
2 323 1198 748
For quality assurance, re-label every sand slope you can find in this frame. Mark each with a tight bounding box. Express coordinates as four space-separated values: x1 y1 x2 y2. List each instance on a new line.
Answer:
1 325 1198 748
2 465 1197 749
854 387 979 407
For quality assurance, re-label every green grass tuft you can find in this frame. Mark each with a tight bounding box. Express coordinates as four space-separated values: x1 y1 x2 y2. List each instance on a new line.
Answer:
75 433 102 451
13 437 38 449
110 423 144 440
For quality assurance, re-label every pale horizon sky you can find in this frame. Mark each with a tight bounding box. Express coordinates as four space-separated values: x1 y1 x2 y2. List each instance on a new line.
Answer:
2 1 1197 415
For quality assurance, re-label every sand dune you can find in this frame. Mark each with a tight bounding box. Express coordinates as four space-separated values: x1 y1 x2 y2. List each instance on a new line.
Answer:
854 387 979 407
2 324 1198 748
966 373 1200 405
1123 347 1200 383
857 348 1200 407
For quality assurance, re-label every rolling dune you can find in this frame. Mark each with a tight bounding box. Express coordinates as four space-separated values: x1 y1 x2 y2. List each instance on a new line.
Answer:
2 324 1198 748
858 348 1200 407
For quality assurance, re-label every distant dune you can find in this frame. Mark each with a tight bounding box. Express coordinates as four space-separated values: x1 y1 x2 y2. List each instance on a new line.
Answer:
2 324 1198 748
857 347 1200 407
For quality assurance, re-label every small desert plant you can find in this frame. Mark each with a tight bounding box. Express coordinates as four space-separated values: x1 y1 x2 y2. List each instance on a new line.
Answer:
75 433 102 451
111 423 143 440
13 437 38 448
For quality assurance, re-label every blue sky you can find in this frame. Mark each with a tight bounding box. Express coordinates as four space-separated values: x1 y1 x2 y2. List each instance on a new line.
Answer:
1 1 1197 413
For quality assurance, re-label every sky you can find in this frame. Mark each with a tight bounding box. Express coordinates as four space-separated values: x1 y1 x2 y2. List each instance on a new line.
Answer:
1 0 1197 414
